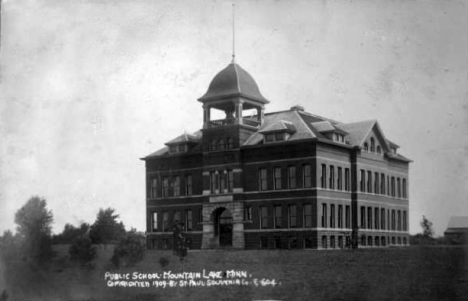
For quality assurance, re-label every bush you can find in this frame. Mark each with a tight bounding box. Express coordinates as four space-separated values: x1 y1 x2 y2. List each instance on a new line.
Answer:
69 236 97 268
111 231 145 268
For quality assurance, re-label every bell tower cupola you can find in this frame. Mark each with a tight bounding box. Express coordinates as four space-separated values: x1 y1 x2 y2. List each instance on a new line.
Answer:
198 62 269 130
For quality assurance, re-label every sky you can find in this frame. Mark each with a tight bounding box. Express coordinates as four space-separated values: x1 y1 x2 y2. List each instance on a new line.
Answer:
1 0 467 236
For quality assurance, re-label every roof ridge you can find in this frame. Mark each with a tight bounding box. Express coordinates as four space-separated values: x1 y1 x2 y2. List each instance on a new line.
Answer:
232 63 241 94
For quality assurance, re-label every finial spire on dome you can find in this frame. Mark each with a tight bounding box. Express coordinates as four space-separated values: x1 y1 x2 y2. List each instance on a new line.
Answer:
231 2 236 63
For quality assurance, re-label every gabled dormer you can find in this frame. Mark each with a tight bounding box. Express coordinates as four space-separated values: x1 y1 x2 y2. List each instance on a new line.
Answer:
165 133 199 154
259 120 296 143
312 121 348 144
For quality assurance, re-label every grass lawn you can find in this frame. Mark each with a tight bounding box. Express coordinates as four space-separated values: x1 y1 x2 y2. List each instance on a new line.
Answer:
2 245 467 301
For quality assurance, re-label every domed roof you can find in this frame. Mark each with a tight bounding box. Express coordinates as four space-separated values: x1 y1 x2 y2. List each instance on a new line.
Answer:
198 62 269 104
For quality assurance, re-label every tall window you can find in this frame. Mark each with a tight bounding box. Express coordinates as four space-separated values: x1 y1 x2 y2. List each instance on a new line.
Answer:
163 212 169 232
162 178 169 197
391 177 396 197
374 208 379 230
174 211 181 224
397 178 401 198
304 204 312 228
338 205 343 228
303 164 312 188
219 139 225 150
329 166 335 190
274 167 282 190
360 206 366 229
321 204 327 228
360 170 365 192
185 210 193 231
367 207 372 229
152 212 158 231
173 176 180 197
387 176 390 196
364 142 369 151
211 140 217 151
244 205 252 221
345 206 351 228
367 171 372 193
288 166 296 189
391 210 396 231
227 138 234 149
274 205 282 229
210 171 217 193
259 168 267 191
397 210 402 231
345 168 350 191
337 167 343 190
402 179 407 198
381 173 385 195
260 206 268 229
377 145 382 154
374 172 379 194
370 138 375 152
227 170 233 192
185 175 193 196
330 204 335 228
288 205 297 228
381 208 386 230
321 164 327 188
219 172 226 193
150 178 158 198
403 211 407 231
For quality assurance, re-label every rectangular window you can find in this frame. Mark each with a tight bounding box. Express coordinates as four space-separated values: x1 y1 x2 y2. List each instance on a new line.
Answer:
260 206 268 229
260 237 268 249
152 212 158 231
288 166 296 189
274 205 282 229
387 176 390 196
345 168 350 191
360 170 365 192
227 170 233 192
338 205 343 228
345 205 351 229
337 167 342 190
381 173 385 195
330 204 335 228
367 171 372 193
163 212 169 232
186 210 193 231
178 144 186 152
304 204 312 228
174 211 181 224
244 205 252 221
403 211 407 231
219 172 226 193
275 132 284 141
274 167 282 190
321 204 327 228
397 210 402 231
274 236 282 249
402 179 407 198
259 168 268 191
381 208 386 230
210 171 218 194
150 178 158 198
391 177 396 197
162 178 169 197
392 210 396 230
374 172 379 194
321 164 327 188
173 176 180 197
185 175 193 196
397 178 401 198
289 205 297 228
265 134 274 142
329 166 335 190
374 208 379 230
360 206 366 229
303 164 312 188
367 207 372 229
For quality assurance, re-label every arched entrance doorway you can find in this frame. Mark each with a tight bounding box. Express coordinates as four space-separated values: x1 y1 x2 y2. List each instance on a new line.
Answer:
213 208 233 247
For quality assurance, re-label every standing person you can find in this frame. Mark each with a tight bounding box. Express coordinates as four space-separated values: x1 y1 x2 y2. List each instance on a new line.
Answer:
179 233 187 261
172 223 181 256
